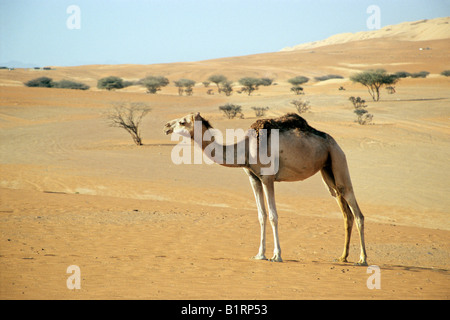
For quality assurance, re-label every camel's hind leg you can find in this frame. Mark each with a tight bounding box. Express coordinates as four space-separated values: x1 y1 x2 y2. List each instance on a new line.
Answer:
336 195 354 262
329 143 367 265
321 165 367 266
321 167 354 263
341 191 367 266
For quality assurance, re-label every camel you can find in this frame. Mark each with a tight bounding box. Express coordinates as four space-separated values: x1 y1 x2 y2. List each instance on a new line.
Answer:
163 112 367 265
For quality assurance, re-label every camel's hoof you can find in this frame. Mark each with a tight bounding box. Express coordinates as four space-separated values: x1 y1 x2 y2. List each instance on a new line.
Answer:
354 261 368 266
269 256 283 262
252 255 267 261
334 257 348 263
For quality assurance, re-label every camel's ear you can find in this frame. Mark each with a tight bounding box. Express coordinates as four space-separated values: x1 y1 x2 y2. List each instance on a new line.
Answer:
194 112 201 120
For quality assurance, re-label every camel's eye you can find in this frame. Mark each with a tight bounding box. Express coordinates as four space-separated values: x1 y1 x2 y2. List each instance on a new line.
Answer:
179 119 186 125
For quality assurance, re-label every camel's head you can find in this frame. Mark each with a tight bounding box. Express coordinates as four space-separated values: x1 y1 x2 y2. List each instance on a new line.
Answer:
163 112 209 137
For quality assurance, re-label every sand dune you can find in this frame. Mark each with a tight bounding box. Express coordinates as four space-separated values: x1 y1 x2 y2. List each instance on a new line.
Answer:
0 18 449 300
2 20 450 87
281 16 450 51
1 37 448 89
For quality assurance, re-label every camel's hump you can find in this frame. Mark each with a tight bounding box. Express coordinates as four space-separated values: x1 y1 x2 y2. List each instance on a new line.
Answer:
250 113 327 139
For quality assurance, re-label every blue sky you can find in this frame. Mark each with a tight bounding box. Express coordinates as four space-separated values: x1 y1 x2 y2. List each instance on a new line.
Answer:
0 0 449 67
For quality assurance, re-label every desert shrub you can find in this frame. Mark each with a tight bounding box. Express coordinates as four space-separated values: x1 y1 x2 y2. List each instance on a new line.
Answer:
290 86 304 95
24 77 54 88
202 81 210 87
314 74 344 81
288 76 309 95
174 78 196 96
251 106 269 117
349 96 366 109
219 103 243 119
208 74 227 93
140 76 169 94
354 108 373 125
259 78 274 86
106 103 151 145
25 77 89 90
288 76 309 86
410 71 429 78
220 80 233 96
440 70 450 77
97 76 124 90
290 99 310 114
385 86 396 94
54 79 89 90
393 71 411 78
349 96 373 125
239 77 264 96
123 80 137 87
350 69 398 101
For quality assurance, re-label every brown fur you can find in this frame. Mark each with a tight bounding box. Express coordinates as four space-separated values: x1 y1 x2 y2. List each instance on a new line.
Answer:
196 114 212 129
249 113 327 139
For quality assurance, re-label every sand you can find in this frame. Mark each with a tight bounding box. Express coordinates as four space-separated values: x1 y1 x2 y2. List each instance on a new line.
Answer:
281 16 450 51
0 26 449 299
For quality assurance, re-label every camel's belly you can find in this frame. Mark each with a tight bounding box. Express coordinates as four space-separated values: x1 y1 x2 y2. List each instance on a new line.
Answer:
274 134 329 182
275 161 323 181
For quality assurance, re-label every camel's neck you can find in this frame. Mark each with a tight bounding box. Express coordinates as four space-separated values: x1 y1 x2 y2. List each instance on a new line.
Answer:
191 122 248 168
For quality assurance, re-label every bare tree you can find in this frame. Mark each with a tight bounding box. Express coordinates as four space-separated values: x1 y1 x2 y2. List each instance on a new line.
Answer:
219 103 243 119
107 103 151 145
251 106 269 117
290 99 310 114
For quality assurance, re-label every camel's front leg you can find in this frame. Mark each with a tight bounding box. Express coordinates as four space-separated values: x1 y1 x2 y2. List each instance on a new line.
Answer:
246 169 267 260
262 177 282 262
